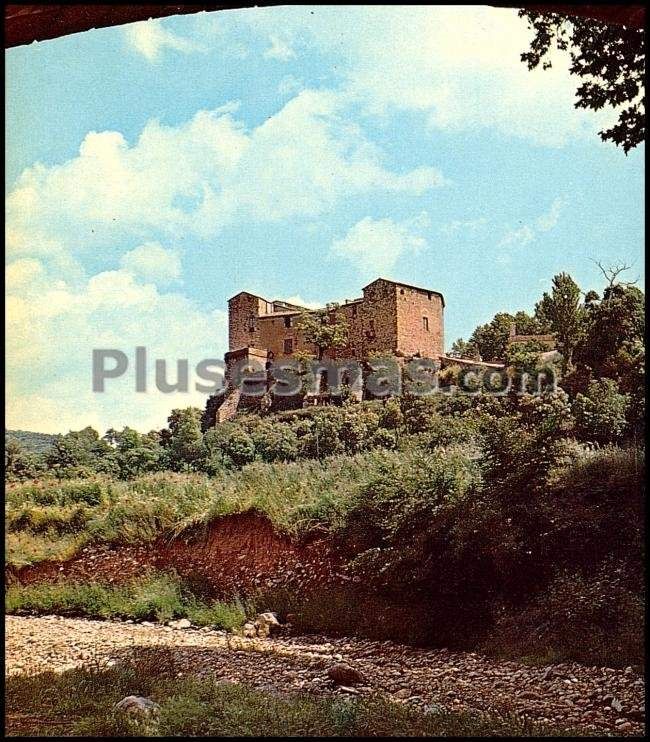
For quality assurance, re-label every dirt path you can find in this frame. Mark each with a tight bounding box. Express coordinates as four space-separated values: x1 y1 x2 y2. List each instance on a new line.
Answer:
5 616 645 735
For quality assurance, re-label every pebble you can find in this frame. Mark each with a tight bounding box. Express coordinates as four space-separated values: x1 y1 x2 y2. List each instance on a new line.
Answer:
4 616 645 737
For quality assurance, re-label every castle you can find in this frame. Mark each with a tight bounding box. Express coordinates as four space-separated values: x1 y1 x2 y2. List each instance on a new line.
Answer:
206 278 445 424
203 276 558 426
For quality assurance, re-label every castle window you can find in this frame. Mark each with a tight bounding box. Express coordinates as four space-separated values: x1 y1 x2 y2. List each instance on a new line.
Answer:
284 316 291 328
352 305 357 318
423 316 429 331
427 292 432 300
284 338 294 354
248 315 256 332
400 288 405 295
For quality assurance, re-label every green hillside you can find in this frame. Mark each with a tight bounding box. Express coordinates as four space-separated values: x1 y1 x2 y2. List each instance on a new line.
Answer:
6 430 58 454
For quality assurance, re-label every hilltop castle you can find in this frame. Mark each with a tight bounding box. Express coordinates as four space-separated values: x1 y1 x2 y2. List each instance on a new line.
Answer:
205 278 445 424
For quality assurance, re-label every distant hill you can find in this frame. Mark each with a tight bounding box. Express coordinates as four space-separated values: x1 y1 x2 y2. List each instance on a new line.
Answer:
6 430 58 454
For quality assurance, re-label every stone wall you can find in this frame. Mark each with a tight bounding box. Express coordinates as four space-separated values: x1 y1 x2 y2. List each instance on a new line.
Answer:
395 283 444 358
227 278 444 362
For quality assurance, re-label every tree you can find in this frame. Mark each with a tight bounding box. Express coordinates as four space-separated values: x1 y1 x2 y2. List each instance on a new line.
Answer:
161 408 205 471
535 273 586 372
519 10 645 153
296 304 349 362
104 426 163 478
449 338 480 360
5 438 45 481
469 312 516 362
591 260 640 297
577 284 645 390
46 426 116 477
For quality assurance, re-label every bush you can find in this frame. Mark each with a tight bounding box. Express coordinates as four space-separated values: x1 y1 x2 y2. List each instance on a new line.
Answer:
572 378 630 444
485 562 644 668
203 423 256 468
250 421 299 462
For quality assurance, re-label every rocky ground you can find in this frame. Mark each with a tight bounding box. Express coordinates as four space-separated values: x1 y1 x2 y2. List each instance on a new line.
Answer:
5 615 645 736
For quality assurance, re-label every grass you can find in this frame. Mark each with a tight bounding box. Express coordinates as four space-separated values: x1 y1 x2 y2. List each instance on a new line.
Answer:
5 655 585 737
5 448 422 568
5 573 247 629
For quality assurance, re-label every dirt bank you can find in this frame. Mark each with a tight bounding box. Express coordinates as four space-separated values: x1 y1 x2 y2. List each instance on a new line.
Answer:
10 511 347 596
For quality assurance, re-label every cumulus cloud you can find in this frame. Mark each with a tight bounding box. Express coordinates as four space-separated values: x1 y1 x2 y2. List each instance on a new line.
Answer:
124 19 202 62
241 5 614 146
6 255 226 434
120 242 182 285
331 212 430 280
7 91 444 261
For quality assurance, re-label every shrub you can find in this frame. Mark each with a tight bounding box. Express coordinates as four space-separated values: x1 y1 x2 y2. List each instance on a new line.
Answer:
5 573 247 629
572 378 630 444
203 423 256 468
250 422 299 462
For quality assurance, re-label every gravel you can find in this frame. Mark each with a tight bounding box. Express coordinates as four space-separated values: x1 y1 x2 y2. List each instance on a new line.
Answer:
5 615 645 736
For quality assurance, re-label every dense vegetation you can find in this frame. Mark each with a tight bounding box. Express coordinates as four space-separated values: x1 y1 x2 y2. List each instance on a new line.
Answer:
4 272 645 667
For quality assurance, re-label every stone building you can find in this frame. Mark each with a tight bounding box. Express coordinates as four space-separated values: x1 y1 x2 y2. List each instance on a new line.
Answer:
205 278 445 425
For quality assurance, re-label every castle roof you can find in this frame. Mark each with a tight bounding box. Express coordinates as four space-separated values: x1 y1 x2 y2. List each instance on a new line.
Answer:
363 278 445 307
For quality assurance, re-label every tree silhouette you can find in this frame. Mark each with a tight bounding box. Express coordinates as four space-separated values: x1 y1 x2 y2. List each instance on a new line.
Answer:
519 9 645 153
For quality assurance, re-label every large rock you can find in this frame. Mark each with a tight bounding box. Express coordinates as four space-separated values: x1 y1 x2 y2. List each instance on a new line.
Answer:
254 612 280 638
327 662 364 686
168 618 192 630
242 622 257 638
113 696 160 733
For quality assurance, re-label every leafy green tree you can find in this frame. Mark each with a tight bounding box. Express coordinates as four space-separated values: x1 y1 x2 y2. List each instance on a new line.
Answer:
535 273 586 372
203 422 256 469
577 284 645 389
469 312 516 362
104 426 163 479
572 378 630 444
250 421 299 462
46 426 116 477
5 438 45 481
296 304 349 362
161 408 205 472
449 338 480 360
519 9 645 153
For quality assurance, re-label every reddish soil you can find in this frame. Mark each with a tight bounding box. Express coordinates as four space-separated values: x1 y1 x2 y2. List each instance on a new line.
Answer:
11 511 348 597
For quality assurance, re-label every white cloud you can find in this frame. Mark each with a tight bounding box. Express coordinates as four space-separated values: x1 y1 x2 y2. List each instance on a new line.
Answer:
278 295 322 310
440 217 487 236
278 74 304 97
6 256 227 433
331 212 430 280
120 242 182 285
241 5 615 146
264 35 296 61
124 19 202 62
7 91 444 261
536 197 564 232
498 198 564 248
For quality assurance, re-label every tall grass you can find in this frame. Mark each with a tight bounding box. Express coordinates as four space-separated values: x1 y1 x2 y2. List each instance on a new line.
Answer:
5 572 247 628
5 449 414 568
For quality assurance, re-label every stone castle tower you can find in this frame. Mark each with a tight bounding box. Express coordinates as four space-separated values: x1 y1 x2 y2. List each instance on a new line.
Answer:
206 277 444 425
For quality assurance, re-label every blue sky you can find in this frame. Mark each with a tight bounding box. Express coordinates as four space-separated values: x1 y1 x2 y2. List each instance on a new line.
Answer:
6 5 645 433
